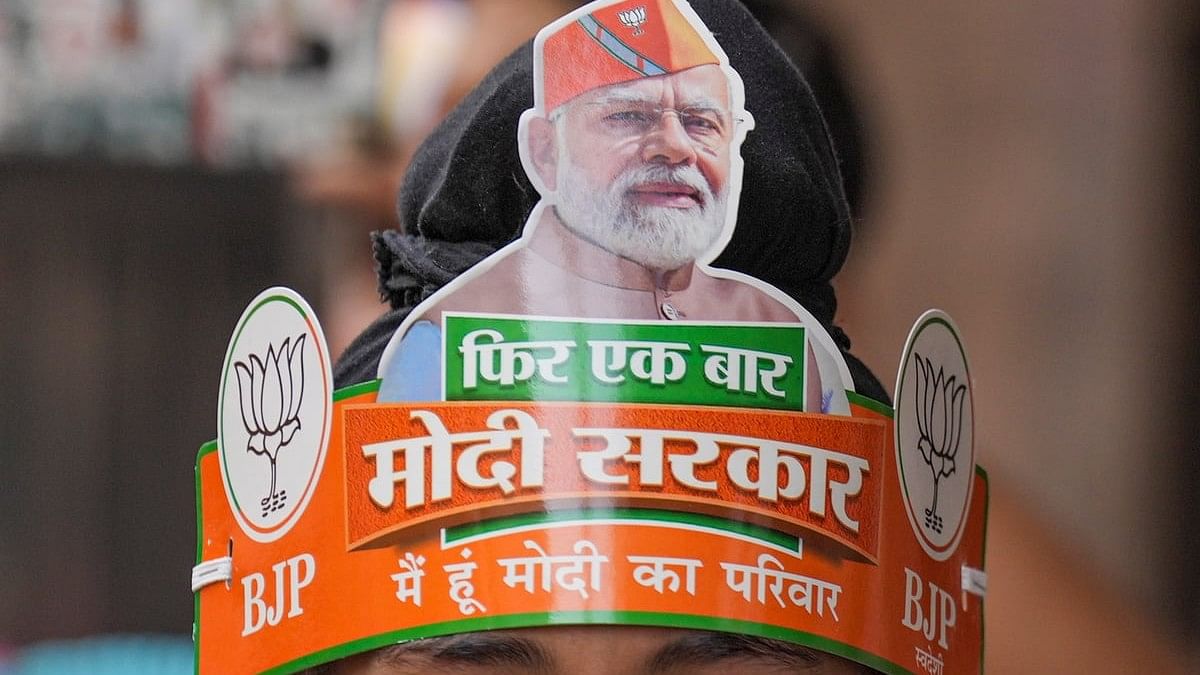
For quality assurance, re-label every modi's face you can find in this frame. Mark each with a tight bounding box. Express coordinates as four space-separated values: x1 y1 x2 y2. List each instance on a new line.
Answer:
550 64 738 271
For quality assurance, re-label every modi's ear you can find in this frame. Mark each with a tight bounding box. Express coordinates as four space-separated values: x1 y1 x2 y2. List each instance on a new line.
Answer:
525 114 559 192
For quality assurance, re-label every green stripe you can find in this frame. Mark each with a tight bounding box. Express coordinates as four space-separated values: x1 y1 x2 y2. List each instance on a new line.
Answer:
975 464 991 567
444 507 798 551
273 294 306 316
334 379 381 401
925 316 971 377
846 390 894 418
263 610 907 675
193 441 206 675
197 440 218 461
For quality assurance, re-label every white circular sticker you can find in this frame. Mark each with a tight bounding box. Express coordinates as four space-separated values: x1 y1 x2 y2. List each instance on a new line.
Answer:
894 310 974 561
217 288 332 543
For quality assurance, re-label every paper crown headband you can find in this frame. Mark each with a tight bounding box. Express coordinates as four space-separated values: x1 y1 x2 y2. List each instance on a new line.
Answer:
193 288 987 674
192 2 986 673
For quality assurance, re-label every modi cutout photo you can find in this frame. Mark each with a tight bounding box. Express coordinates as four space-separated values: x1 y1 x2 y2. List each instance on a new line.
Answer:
375 0 856 414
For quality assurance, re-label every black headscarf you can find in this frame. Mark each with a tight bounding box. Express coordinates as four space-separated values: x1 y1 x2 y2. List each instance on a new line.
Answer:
334 0 889 404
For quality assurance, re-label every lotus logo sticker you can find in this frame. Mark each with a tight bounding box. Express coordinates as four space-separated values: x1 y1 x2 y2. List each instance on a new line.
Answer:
911 353 967 534
218 288 332 543
894 310 974 561
233 335 306 517
618 6 647 35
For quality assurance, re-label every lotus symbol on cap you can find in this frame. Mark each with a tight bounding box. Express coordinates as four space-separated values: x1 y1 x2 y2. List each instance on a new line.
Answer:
618 6 648 35
912 353 967 534
234 335 306 518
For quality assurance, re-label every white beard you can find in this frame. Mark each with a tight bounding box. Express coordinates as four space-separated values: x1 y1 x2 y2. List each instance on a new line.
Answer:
553 157 728 271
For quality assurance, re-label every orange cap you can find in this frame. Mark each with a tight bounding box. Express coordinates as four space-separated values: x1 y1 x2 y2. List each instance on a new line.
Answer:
540 0 721 112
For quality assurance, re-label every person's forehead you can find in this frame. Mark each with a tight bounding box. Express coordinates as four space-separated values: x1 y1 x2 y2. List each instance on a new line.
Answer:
573 64 731 109
331 626 868 675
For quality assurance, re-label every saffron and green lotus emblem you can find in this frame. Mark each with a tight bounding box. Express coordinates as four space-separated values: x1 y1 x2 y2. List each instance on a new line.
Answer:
234 335 306 518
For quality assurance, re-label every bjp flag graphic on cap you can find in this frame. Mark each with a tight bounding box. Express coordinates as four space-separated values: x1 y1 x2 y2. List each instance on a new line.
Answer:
539 0 722 113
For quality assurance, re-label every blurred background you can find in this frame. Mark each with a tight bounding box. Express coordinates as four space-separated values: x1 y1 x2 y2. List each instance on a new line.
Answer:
0 0 1195 673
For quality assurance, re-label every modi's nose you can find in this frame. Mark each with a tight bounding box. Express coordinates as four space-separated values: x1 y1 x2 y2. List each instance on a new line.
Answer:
641 111 698 166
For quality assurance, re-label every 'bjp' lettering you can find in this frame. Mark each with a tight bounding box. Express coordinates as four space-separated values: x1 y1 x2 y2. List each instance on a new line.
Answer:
241 553 316 637
901 567 956 649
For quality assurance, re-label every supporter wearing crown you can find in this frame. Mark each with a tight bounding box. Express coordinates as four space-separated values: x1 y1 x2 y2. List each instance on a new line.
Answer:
189 2 989 675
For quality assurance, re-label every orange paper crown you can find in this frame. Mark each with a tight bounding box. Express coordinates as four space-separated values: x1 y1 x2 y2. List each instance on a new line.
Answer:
541 0 721 112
